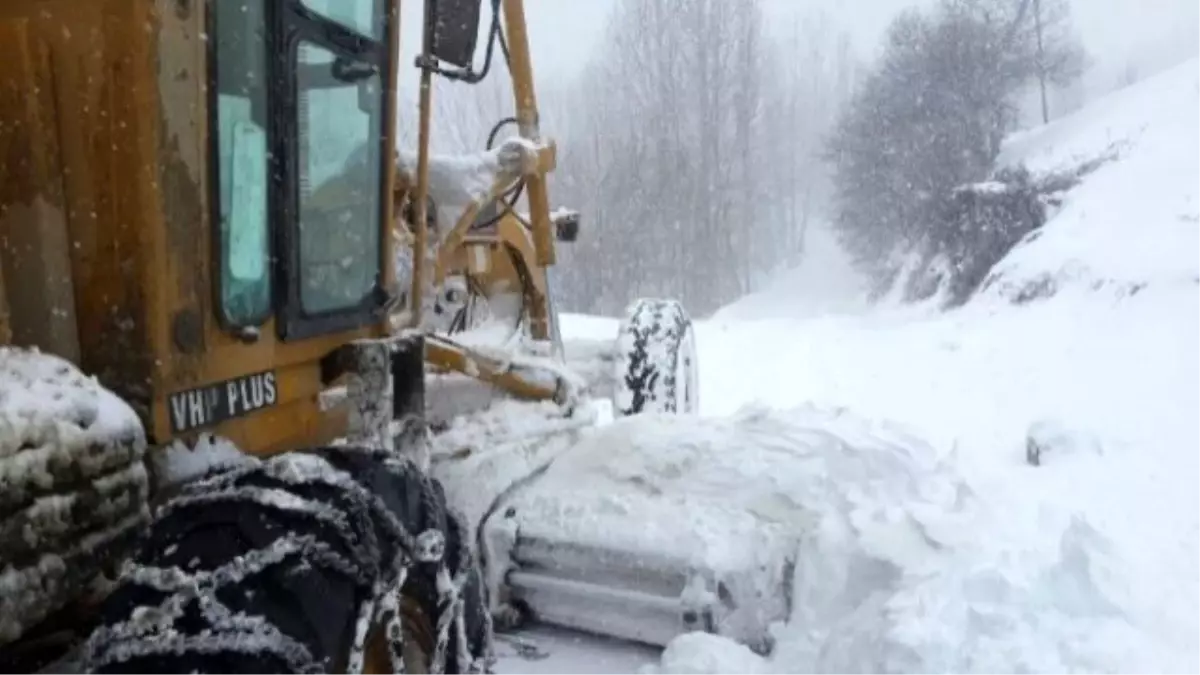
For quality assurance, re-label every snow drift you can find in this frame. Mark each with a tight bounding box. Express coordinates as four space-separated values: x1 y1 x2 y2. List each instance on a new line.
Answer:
618 406 1163 674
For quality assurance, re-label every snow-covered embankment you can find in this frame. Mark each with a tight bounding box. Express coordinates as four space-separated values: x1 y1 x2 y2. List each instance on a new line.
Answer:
667 58 1199 673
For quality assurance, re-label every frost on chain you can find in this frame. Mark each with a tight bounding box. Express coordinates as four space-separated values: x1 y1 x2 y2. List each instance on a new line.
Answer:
0 348 148 645
78 445 489 674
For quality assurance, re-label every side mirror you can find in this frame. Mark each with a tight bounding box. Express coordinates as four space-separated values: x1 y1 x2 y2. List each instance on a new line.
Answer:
427 0 483 69
553 210 581 243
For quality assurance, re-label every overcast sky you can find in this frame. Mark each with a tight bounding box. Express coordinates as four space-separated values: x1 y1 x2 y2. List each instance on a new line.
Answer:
399 0 1198 86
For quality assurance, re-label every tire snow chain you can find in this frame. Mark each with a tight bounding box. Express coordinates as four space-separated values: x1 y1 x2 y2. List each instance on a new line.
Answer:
617 302 658 415
78 446 484 674
0 414 150 645
618 299 688 414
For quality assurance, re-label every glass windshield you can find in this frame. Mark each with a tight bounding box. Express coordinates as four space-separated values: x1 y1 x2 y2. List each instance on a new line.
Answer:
214 0 271 326
301 0 384 40
296 41 383 315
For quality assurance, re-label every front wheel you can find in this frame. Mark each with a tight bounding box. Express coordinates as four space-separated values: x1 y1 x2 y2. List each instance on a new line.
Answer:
78 446 492 674
613 298 699 416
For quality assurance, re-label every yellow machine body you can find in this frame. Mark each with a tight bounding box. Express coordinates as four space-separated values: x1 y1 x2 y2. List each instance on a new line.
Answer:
0 2 582 670
0 0 409 456
0 0 569 458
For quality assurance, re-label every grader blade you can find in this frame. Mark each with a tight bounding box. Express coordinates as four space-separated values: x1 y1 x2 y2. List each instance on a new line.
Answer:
427 400 797 654
505 521 795 650
419 296 800 654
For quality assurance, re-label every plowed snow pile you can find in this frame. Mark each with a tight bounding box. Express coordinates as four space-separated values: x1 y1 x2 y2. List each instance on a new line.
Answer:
571 407 1160 672
664 59 1199 673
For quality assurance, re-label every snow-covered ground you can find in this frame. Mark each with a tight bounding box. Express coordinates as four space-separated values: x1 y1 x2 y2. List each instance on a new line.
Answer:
695 287 1198 671
496 58 1199 673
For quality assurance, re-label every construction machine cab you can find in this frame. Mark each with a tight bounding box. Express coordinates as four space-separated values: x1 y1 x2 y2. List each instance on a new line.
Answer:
0 0 409 456
0 1 504 670
0 0 562 453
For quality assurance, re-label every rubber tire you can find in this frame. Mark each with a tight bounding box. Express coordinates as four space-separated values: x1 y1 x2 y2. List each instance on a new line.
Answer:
401 483 491 674
614 298 699 416
0 414 149 667
398 557 490 674
80 446 490 674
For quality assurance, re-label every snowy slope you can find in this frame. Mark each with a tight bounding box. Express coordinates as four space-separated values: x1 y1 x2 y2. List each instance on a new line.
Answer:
984 57 1199 299
688 58 1199 672
696 291 1196 672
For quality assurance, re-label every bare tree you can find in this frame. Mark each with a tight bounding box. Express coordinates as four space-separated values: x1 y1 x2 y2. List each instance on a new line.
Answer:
826 0 1085 301
399 1 860 316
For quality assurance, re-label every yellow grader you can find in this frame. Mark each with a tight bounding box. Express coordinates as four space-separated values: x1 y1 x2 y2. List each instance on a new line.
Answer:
0 0 721 673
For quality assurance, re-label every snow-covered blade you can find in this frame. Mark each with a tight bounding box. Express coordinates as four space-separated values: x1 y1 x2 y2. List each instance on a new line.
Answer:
433 397 1143 668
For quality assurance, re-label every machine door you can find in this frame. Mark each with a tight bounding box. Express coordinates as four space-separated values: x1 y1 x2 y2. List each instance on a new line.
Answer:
210 0 393 342
277 0 393 340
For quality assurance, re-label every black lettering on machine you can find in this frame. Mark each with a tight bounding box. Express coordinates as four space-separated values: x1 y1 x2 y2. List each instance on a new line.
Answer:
169 371 279 434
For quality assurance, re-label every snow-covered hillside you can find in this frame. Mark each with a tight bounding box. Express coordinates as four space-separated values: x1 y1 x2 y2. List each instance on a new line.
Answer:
497 58 1198 674
984 57 1199 299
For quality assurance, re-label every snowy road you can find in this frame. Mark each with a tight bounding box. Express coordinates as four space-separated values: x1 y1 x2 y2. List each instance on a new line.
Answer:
494 627 659 674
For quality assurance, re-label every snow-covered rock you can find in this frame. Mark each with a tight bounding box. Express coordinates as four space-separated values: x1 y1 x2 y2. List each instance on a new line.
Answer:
1025 418 1104 467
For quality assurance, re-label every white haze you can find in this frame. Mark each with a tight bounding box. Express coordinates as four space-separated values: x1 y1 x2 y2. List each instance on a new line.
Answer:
398 0 1198 94
393 0 1196 315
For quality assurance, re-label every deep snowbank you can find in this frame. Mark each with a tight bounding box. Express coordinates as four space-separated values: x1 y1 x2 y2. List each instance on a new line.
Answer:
688 305 1198 673
623 403 1173 674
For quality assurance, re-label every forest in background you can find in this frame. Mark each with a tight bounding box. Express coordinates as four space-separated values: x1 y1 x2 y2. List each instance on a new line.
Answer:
399 0 1102 316
401 0 861 317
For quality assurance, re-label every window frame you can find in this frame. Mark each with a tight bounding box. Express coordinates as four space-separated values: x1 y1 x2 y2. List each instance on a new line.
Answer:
299 0 386 43
206 0 394 341
206 0 277 332
275 0 394 341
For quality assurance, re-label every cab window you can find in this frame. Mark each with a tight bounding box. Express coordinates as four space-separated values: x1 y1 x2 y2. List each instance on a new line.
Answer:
301 0 385 41
212 0 271 327
295 42 384 315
